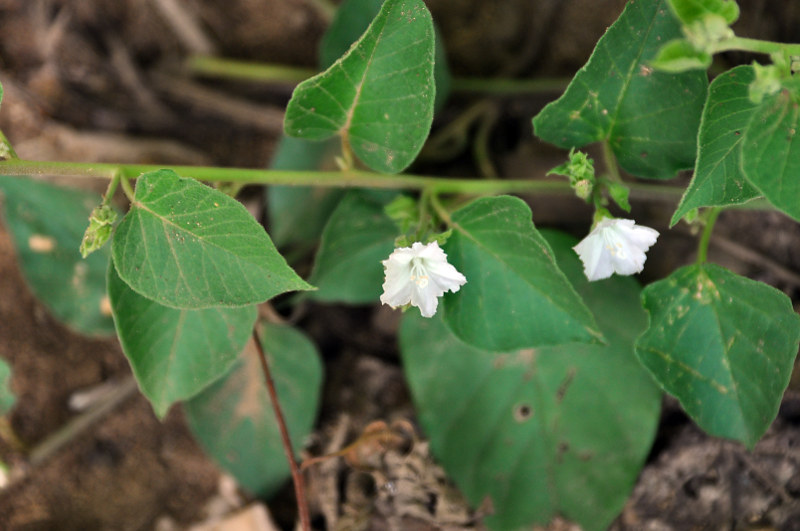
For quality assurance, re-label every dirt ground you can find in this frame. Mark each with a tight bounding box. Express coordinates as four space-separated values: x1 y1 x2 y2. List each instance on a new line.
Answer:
1 0 800 530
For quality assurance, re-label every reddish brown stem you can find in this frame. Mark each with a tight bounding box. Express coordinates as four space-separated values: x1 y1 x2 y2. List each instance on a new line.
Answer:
252 328 311 531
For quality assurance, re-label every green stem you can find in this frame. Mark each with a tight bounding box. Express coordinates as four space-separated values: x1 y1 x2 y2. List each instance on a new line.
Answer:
102 173 121 207
712 36 800 56
119 175 136 202
186 55 317 84
696 208 721 265
186 55 570 95
0 157 696 202
0 158 566 194
415 187 432 241
601 140 622 184
429 192 454 228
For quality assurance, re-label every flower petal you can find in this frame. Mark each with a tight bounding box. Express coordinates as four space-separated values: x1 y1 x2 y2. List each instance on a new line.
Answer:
379 240 467 317
573 218 659 281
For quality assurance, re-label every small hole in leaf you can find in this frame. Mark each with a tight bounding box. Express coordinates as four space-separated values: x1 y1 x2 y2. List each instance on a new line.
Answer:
513 403 533 422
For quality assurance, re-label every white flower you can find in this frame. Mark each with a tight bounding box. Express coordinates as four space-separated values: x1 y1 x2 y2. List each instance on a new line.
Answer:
573 218 659 281
380 241 467 318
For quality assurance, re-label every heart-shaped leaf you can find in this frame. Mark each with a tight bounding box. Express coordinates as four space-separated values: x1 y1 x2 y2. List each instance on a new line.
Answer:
636 263 800 447
284 0 435 173
319 0 450 112
671 65 760 225
185 323 323 497
533 0 708 179
112 169 311 309
741 90 800 221
107 263 256 418
0 177 115 335
402 230 661 531
442 196 602 351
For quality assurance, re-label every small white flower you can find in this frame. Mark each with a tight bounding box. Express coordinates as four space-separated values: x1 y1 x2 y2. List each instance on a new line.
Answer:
380 241 467 318
573 218 659 281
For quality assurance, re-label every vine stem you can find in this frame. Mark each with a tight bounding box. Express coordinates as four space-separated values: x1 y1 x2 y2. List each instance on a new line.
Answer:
0 158 691 201
601 140 622 184
696 208 721 265
186 54 570 95
251 328 310 531
713 36 800 57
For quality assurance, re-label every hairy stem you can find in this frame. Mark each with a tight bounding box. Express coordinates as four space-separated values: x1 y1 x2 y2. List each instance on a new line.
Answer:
102 173 121 206
713 36 800 57
696 208 721 265
187 55 317 84
0 158 691 201
601 140 622 184
186 54 570 95
252 328 310 531
119 175 136 202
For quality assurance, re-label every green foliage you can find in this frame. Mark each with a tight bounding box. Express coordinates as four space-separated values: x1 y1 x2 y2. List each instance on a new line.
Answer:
442 196 602 351
650 38 712 72
319 0 451 111
185 322 323 497
107 264 256 418
284 0 435 173
402 230 661 531
0 177 115 335
636 263 800 448
667 0 740 25
672 66 760 225
0 357 15 415
308 190 397 303
533 0 708 179
741 90 800 221
267 135 344 250
112 169 310 309
267 135 344 248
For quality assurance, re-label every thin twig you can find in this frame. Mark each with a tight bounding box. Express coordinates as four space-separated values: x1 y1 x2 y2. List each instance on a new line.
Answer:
28 377 139 466
252 328 311 531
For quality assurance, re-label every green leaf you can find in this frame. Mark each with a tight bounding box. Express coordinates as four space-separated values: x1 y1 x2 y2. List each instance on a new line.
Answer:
650 39 712 72
319 0 450 112
284 0 435 173
532 0 708 180
0 357 15 416
112 169 311 309
667 0 740 25
635 264 800 448
741 90 800 221
401 230 661 531
671 65 760 226
107 263 256 418
308 190 397 303
442 196 602 351
0 177 115 335
185 322 323 497
267 135 344 249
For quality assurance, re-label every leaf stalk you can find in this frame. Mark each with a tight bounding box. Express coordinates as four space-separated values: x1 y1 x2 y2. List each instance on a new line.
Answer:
696 208 721 264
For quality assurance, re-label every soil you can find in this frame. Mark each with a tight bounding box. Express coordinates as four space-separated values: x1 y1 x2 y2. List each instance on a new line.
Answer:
1 1 800 530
